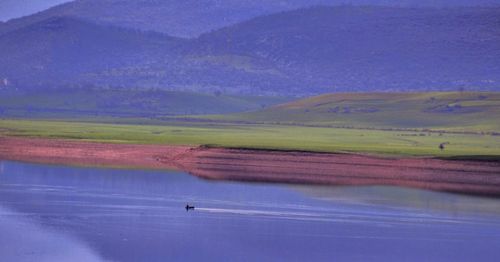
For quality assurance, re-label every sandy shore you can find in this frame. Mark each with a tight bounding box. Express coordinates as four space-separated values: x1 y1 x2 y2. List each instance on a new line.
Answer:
1 136 499 196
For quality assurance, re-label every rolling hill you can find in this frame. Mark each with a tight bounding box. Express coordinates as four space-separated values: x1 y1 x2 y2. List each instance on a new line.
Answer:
0 15 298 94
1 6 499 95
0 88 290 118
0 0 337 38
0 16 184 89
3 0 498 38
218 92 500 132
189 6 500 94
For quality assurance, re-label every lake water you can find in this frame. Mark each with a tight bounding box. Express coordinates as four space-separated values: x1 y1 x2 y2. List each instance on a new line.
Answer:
0 160 500 262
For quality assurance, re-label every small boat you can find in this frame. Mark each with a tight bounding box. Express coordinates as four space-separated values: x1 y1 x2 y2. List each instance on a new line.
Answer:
185 204 195 211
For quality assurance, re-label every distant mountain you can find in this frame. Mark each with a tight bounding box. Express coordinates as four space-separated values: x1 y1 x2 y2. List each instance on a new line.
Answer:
1 0 499 38
0 16 183 89
0 0 336 38
188 6 500 94
0 15 302 93
1 6 499 95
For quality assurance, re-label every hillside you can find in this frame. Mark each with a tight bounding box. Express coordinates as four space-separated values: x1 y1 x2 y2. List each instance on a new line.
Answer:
189 6 500 94
0 0 338 38
0 16 184 90
3 0 498 37
1 6 499 95
0 15 298 94
0 88 289 118
218 92 500 132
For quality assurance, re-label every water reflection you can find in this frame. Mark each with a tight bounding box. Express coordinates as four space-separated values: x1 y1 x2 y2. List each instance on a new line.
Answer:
294 185 500 218
0 205 107 262
0 160 500 262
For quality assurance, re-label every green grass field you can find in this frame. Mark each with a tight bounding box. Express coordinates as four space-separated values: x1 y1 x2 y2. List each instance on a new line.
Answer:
1 119 499 157
1 92 499 158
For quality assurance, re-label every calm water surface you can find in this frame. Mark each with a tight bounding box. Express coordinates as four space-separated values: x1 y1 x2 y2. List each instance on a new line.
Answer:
0 160 499 262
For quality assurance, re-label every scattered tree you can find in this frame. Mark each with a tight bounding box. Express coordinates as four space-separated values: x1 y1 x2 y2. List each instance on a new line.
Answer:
439 142 449 151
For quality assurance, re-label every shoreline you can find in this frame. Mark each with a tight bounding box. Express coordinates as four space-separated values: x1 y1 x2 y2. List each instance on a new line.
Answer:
1 136 499 196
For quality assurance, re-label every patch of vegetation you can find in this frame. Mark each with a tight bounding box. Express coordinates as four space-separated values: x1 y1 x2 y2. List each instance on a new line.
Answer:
0 89 290 118
1 119 499 157
211 92 500 132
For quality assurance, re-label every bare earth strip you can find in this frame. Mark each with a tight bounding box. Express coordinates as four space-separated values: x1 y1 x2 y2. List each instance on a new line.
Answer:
1 137 499 196
0 136 190 170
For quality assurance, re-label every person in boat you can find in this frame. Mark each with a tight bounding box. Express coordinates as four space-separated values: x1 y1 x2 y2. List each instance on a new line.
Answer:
185 204 195 211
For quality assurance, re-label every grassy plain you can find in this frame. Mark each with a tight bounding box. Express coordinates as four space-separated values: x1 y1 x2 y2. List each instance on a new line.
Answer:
1 119 499 157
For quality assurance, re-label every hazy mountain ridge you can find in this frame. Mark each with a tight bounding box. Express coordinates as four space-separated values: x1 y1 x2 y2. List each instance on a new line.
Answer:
0 0 336 38
0 15 293 93
0 16 185 89
2 0 499 38
1 6 499 95
188 6 500 93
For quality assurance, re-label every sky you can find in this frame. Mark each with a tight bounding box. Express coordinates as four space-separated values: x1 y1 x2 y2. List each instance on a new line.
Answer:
0 0 71 21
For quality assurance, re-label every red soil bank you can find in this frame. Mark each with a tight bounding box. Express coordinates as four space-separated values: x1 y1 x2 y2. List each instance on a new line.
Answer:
1 137 499 196
0 136 190 170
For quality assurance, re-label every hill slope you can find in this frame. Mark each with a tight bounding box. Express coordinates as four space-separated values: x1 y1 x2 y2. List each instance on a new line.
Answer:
0 16 184 89
189 6 500 94
1 6 499 95
0 88 290 118
3 0 499 37
220 92 500 132
0 0 340 38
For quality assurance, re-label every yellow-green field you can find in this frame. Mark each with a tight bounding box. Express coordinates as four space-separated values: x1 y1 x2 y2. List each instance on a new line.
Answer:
1 119 499 158
212 92 500 133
